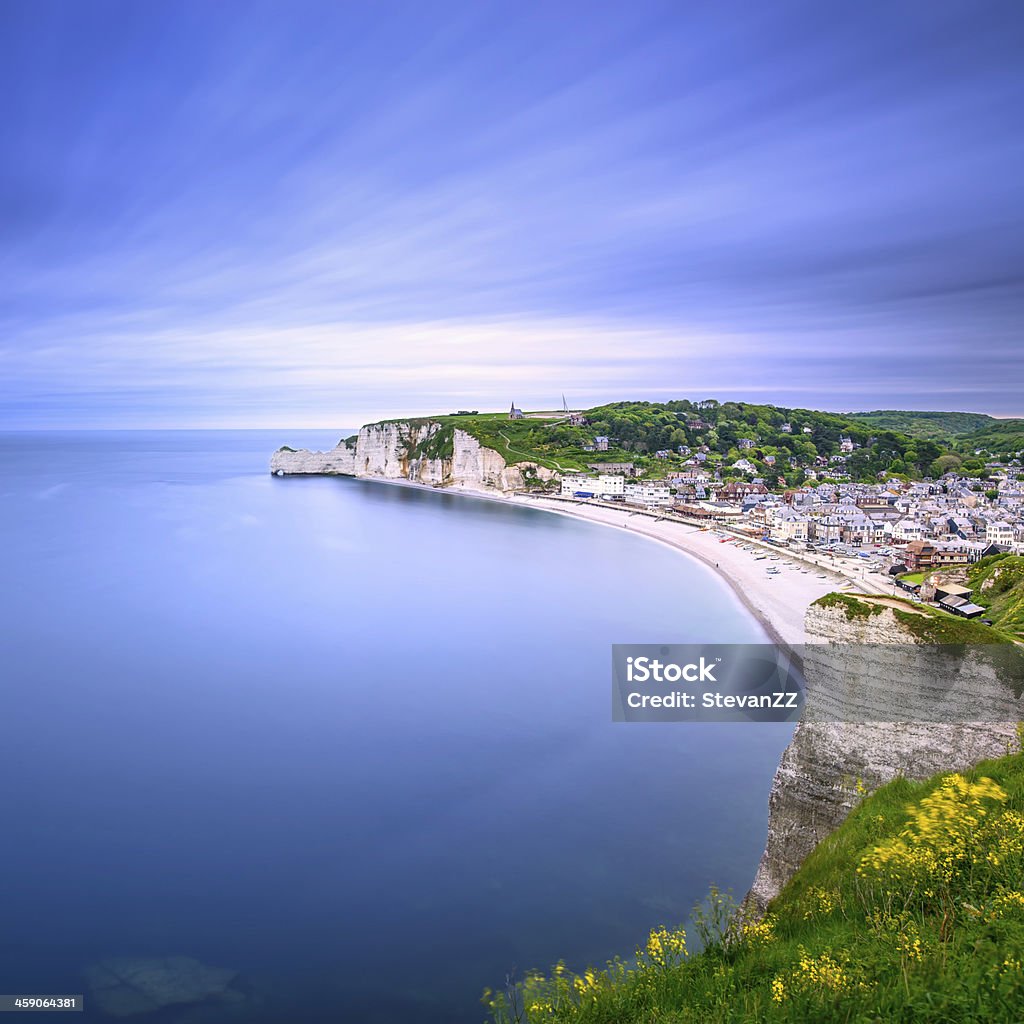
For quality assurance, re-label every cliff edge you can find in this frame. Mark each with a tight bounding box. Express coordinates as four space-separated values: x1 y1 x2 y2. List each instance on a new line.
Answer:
747 596 1019 910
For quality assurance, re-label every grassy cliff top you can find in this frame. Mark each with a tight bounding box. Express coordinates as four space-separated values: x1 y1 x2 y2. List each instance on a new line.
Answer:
968 555 1024 640
362 398 1006 480
487 747 1024 1023
811 591 1020 644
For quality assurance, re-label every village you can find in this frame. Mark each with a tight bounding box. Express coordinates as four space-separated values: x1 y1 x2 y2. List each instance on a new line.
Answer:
550 458 1024 622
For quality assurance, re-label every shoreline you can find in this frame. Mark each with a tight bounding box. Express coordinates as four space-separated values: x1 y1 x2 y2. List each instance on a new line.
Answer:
508 494 791 647
503 493 842 646
278 471 883 645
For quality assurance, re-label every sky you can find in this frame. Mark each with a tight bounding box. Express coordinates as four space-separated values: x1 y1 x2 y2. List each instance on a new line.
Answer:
2 0 1023 428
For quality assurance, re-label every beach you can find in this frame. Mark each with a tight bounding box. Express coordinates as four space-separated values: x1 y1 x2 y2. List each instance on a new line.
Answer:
503 493 894 646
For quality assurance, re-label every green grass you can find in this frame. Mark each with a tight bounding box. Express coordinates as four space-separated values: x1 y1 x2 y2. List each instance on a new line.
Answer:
486 748 1024 1023
968 556 1024 639
811 592 1021 645
812 592 886 620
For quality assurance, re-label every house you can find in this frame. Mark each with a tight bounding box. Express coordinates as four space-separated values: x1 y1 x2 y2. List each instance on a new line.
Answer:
842 514 881 546
654 449 672 459
933 582 973 603
932 545 972 567
509 402 524 420
588 462 636 476
738 438 756 449
719 480 769 502
803 426 814 434
767 506 809 542
593 436 610 452
568 412 587 426
937 595 985 619
780 423 792 433
903 540 938 571
986 521 1015 546
813 515 846 545
840 437 855 453
891 518 927 542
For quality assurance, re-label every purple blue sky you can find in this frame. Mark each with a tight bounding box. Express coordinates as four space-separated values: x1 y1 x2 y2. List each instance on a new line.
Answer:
3 1 1023 427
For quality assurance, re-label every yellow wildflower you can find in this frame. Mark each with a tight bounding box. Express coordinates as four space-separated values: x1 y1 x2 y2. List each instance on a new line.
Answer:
770 976 786 1003
742 915 776 947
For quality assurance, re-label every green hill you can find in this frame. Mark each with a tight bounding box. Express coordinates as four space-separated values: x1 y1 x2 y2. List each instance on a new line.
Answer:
961 419 1024 458
379 400 959 485
847 409 994 440
486 747 1024 1023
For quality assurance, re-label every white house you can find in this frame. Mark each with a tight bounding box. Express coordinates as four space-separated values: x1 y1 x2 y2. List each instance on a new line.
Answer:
986 521 1015 547
767 506 809 542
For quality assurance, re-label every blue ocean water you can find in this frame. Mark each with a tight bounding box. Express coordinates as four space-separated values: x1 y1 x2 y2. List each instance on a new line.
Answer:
0 431 792 1022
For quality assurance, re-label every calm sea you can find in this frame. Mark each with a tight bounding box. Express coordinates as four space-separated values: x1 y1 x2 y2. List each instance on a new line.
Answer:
0 431 791 1022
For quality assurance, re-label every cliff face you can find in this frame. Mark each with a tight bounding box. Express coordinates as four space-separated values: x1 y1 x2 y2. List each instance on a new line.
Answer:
747 601 1018 911
270 422 556 493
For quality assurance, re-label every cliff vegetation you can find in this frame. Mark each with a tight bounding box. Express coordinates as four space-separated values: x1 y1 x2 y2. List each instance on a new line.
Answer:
811 592 1021 645
369 398 1016 483
967 555 1024 639
486 746 1024 1023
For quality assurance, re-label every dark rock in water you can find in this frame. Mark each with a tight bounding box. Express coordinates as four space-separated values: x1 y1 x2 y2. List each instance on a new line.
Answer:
82 956 245 1018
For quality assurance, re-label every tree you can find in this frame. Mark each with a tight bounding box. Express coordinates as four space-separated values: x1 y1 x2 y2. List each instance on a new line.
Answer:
929 454 963 477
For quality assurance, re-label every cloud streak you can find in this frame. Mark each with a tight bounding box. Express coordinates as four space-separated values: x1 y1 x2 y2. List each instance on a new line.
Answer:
1 0 1022 425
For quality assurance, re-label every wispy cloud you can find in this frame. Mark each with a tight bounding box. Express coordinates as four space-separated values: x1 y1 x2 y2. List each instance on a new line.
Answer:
1 0 1022 425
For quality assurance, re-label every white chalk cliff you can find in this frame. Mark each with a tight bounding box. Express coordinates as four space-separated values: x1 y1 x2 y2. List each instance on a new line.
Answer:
270 421 557 493
747 600 1018 910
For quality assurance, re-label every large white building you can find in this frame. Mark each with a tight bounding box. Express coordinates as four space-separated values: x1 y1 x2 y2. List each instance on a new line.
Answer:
624 482 673 506
596 474 625 496
561 474 593 496
559 473 625 497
